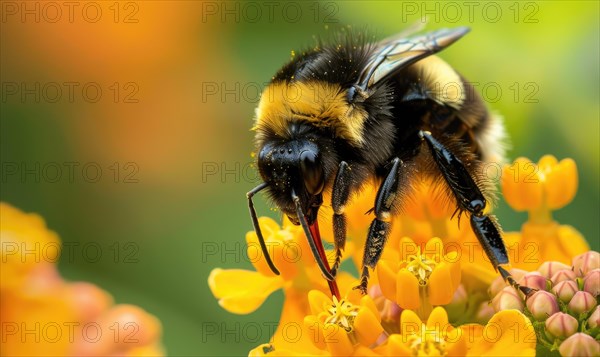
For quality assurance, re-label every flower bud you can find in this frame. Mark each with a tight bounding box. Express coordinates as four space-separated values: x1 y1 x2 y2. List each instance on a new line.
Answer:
559 333 600 357
572 251 600 277
545 312 578 339
583 269 599 297
538 261 572 279
489 269 527 297
519 272 547 291
568 291 597 314
588 306 600 329
526 291 559 321
550 269 576 285
489 276 505 298
552 280 579 303
492 286 524 312
475 301 495 324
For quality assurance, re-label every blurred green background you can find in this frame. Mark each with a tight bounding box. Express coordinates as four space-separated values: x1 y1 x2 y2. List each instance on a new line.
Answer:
1 1 598 355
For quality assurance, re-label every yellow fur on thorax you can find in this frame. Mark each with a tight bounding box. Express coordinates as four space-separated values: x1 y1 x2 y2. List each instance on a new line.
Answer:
254 81 368 146
411 56 465 109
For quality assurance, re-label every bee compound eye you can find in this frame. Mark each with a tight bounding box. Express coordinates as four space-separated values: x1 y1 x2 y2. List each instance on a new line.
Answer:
300 150 324 195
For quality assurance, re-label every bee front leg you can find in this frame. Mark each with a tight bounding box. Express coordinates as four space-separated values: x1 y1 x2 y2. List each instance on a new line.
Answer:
331 161 351 277
354 157 404 295
419 131 535 298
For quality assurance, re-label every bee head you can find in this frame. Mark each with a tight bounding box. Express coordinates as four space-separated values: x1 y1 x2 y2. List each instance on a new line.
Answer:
257 139 325 225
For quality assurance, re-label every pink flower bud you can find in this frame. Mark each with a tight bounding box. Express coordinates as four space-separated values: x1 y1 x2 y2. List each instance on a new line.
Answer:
538 261 571 279
550 269 576 285
552 280 579 303
568 291 597 314
572 251 600 277
526 291 559 320
489 269 528 298
588 306 600 329
545 312 578 339
475 301 495 324
559 333 600 357
492 286 524 312
519 272 547 290
489 276 506 298
583 269 599 297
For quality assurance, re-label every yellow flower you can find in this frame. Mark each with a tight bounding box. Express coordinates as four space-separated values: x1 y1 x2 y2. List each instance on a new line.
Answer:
209 217 357 353
501 156 588 270
0 203 164 356
377 238 461 318
304 289 384 356
209 217 353 314
381 307 467 356
502 155 577 214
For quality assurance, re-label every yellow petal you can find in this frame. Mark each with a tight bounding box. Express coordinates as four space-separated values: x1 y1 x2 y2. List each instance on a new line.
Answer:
445 327 467 357
460 324 485 353
303 315 327 350
537 154 558 174
398 238 419 261
324 325 354 357
352 345 381 356
354 306 384 346
426 306 449 329
425 237 444 262
249 343 326 356
400 309 424 334
272 289 326 354
308 290 331 316
449 260 461 289
360 295 380 320
555 224 589 261
544 158 577 210
428 262 458 305
396 270 421 310
207 268 283 314
502 158 543 211
376 259 398 301
385 334 414 357
245 217 282 277
466 310 536 356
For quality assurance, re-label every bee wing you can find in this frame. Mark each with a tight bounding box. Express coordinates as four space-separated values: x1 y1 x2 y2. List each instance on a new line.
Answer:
356 27 470 92
377 20 427 45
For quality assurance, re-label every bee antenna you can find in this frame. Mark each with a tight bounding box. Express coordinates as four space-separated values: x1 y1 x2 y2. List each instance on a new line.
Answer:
291 189 335 281
247 182 280 276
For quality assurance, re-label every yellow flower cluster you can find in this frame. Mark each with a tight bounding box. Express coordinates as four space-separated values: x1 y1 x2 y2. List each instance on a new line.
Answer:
0 203 164 356
209 155 595 356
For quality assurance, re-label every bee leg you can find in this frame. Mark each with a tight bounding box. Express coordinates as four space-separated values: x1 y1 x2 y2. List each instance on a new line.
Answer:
331 161 351 277
247 182 280 276
419 131 535 298
354 157 403 295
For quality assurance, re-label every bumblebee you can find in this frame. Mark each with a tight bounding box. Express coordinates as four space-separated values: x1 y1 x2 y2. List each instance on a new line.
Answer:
247 26 533 298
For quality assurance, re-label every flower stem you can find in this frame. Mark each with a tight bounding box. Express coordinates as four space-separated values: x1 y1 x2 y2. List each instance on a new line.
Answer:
417 286 433 320
528 206 553 225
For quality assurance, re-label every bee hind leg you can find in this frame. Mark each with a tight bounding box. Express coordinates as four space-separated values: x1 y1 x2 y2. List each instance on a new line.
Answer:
354 157 404 295
419 130 536 298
